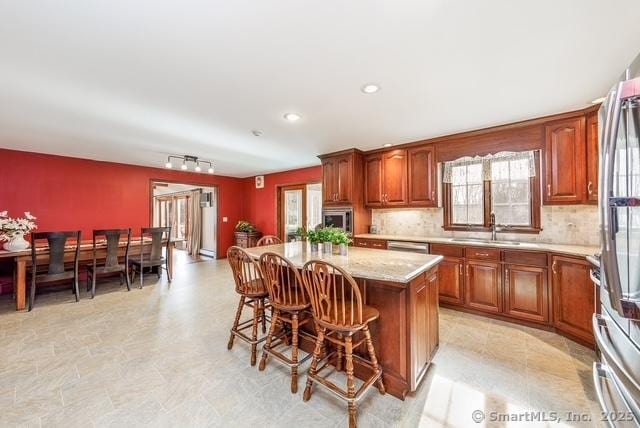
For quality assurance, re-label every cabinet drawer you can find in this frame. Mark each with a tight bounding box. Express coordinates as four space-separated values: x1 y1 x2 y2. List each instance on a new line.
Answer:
430 244 464 258
354 238 387 249
465 247 501 261
503 250 547 267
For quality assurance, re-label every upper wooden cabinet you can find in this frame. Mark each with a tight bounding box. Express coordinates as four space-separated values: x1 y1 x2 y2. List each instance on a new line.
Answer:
321 151 360 206
586 111 599 203
365 149 408 206
543 117 586 204
408 145 437 207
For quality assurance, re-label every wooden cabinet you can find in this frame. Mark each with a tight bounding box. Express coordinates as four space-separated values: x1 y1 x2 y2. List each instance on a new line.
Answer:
365 150 407 206
436 257 465 305
353 238 387 250
586 111 599 203
322 154 354 205
409 267 439 390
465 260 502 314
551 255 595 344
504 264 549 323
544 117 586 204
408 145 437 207
234 231 262 248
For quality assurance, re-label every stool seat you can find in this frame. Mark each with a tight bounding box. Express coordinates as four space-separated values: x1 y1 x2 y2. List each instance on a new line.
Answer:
317 302 379 331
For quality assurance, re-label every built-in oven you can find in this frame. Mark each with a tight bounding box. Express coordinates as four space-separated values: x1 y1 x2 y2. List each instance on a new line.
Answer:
322 208 353 235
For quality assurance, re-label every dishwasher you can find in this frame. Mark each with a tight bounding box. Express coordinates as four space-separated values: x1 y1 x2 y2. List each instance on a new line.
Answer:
386 241 429 254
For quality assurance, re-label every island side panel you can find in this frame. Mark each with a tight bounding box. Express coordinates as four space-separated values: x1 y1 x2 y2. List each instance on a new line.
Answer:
358 277 409 399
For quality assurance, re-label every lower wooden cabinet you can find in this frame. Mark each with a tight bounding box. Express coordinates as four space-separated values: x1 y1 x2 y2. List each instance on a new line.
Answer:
465 260 502 314
551 255 595 343
353 238 388 249
504 264 549 323
437 257 465 305
409 267 439 390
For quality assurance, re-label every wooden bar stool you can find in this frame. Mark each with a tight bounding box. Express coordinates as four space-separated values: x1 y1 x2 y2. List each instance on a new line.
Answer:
226 246 269 366
256 235 282 246
258 252 313 393
301 260 385 428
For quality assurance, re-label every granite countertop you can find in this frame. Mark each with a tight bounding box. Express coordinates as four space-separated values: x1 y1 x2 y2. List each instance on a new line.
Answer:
355 234 599 258
243 241 443 283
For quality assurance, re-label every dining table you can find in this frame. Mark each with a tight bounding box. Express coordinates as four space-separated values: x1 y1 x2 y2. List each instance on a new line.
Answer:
0 238 175 311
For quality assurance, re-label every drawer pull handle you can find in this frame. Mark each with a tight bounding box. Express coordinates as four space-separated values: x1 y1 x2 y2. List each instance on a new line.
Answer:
552 261 558 275
547 184 551 197
588 181 594 195
476 252 489 257
459 264 463 275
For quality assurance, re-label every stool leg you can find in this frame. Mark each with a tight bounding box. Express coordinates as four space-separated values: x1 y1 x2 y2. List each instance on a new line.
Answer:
260 298 267 334
303 326 325 402
336 333 343 372
91 271 97 299
345 335 357 428
227 296 245 350
363 325 385 395
124 268 131 291
290 312 299 393
250 299 259 366
259 309 279 371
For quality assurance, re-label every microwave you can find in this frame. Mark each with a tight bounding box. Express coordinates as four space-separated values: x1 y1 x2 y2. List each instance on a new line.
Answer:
322 208 353 235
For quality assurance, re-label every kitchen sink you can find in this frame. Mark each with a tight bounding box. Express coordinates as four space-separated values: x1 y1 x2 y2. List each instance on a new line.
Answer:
449 238 521 246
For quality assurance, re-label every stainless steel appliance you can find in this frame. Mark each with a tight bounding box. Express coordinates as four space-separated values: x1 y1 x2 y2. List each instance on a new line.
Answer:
322 208 353 235
387 241 428 254
595 52 640 426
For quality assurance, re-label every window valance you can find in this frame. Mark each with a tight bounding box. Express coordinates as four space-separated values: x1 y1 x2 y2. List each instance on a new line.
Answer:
442 151 536 183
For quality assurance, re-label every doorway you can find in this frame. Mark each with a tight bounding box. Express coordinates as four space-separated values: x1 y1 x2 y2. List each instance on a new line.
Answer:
278 183 322 242
151 182 218 259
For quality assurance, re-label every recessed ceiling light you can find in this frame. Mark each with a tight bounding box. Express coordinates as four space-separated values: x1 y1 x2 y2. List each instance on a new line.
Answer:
284 113 301 122
383 143 392 148
591 97 606 104
361 83 381 94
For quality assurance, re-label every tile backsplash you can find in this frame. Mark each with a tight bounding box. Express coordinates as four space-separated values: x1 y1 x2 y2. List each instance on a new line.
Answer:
371 205 600 247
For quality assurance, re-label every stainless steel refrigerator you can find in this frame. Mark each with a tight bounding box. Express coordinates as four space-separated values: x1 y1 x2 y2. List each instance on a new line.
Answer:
594 52 640 426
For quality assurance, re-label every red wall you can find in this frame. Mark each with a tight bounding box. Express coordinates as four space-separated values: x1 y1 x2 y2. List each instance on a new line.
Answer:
0 149 245 256
242 165 322 235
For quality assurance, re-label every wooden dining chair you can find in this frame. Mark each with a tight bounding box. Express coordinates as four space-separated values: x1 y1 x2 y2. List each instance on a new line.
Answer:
86 228 131 298
129 227 171 288
258 252 312 393
227 246 269 366
29 231 82 311
300 260 385 428
256 235 282 246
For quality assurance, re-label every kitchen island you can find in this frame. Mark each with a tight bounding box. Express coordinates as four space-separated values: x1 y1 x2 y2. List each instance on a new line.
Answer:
243 242 443 400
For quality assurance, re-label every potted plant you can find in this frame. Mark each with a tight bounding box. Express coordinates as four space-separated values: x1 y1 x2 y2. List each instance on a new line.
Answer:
306 229 321 252
320 227 334 254
234 220 262 248
294 227 307 242
0 211 37 251
331 229 352 256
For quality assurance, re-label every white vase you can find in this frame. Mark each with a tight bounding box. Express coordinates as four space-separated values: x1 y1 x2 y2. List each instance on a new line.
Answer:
2 234 30 251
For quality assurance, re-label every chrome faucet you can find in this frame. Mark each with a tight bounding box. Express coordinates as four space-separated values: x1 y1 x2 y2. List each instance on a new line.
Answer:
490 212 497 241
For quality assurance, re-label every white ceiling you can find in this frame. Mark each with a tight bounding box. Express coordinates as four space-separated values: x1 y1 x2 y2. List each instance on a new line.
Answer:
1 1 640 177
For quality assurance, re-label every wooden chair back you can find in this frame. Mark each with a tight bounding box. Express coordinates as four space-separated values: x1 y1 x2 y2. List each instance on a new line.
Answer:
256 235 282 246
92 228 131 270
259 252 308 310
140 227 170 261
30 231 81 276
227 246 266 296
301 260 364 330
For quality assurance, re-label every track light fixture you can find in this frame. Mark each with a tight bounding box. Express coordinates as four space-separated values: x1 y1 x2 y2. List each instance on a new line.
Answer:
164 155 215 174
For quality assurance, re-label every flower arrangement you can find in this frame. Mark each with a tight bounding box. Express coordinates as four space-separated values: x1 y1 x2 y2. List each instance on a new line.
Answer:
235 220 256 233
0 211 37 242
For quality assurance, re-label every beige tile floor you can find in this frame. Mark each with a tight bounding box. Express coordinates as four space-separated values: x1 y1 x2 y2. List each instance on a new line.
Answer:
0 256 602 427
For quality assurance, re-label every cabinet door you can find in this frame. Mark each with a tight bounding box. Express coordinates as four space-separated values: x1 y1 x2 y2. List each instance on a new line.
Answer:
427 269 439 359
465 260 502 313
586 112 599 203
382 149 408 205
336 155 353 204
408 145 437 206
322 158 337 205
551 255 594 343
438 257 464 305
544 117 586 204
364 154 384 206
413 277 429 383
504 264 549 323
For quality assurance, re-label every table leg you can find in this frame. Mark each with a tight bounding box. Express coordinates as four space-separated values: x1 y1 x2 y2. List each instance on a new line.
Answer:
15 259 26 311
168 244 174 278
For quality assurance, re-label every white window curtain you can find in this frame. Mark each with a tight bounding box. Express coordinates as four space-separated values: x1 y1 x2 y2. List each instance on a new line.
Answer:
442 151 536 183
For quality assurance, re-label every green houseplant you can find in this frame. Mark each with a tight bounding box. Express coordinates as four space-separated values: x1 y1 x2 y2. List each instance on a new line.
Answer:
294 227 307 242
306 229 321 252
235 220 256 233
234 220 261 247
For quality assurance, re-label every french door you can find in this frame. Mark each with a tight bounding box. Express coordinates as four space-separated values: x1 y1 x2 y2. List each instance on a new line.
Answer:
278 183 322 242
